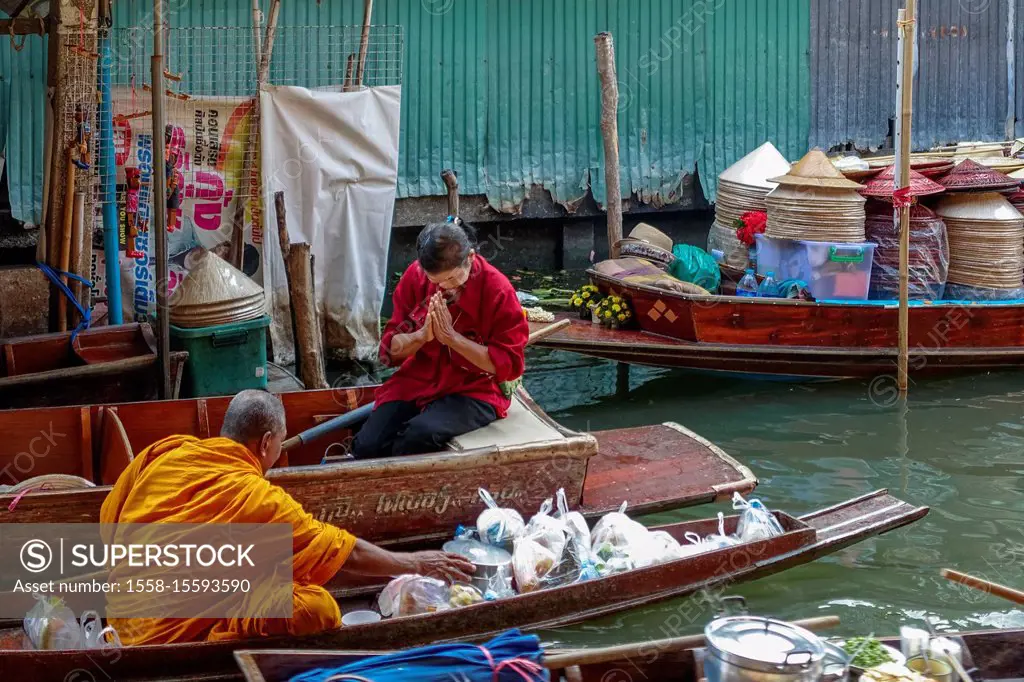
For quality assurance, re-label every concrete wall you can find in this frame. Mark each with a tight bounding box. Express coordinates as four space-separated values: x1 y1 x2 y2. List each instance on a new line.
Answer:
0 266 49 338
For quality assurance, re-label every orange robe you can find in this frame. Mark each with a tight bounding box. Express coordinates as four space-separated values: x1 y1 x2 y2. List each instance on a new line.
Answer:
99 435 356 645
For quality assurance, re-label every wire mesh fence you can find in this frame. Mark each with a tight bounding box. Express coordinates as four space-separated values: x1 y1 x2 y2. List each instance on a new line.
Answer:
65 24 403 320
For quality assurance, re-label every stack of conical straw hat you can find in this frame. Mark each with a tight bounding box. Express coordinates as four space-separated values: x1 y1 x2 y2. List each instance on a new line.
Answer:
764 150 866 242
935 192 1024 289
1008 168 1024 213
710 142 791 268
169 250 266 328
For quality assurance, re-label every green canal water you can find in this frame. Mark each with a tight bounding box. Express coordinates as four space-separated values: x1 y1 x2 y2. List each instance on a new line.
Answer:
521 348 1024 647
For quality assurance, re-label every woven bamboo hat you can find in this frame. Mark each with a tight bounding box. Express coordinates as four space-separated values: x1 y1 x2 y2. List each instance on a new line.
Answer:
769 149 863 189
719 142 792 189
858 166 945 200
935 159 1019 193
169 249 266 328
936 192 1024 289
616 223 675 267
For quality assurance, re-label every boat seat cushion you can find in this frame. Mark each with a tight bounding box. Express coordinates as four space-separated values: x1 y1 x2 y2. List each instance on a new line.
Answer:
448 395 565 451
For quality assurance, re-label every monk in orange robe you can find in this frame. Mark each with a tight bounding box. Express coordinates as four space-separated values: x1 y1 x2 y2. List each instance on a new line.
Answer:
100 389 472 645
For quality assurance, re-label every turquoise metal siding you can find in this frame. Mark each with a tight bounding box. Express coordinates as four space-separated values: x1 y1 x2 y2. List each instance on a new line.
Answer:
0 1 811 222
0 28 47 225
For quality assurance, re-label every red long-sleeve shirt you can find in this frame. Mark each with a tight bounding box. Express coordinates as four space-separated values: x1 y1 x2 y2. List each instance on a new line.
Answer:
374 255 529 418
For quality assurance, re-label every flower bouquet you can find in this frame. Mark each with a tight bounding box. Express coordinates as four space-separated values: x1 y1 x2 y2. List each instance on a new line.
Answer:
734 211 768 248
594 295 633 329
570 284 602 320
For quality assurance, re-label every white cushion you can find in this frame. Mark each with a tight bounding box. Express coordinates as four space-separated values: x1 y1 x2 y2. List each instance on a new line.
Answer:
448 395 565 451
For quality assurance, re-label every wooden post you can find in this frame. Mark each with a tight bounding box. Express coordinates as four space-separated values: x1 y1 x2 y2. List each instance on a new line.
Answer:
895 0 916 395
57 146 76 332
355 0 374 87
152 0 171 399
594 32 623 258
343 54 356 92
441 169 459 217
274 192 329 390
68 191 89 329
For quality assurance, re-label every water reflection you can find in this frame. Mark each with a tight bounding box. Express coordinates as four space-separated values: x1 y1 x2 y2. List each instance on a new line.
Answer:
523 351 1024 645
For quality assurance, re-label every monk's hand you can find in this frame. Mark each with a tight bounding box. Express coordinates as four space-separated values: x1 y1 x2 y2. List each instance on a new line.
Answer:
430 299 458 347
410 550 475 583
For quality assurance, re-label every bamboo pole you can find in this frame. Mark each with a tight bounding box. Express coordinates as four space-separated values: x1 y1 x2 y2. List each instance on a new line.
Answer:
355 0 373 87
250 0 262 74
275 192 329 390
68 191 88 329
594 32 623 258
57 146 76 332
152 0 171 399
895 0 916 395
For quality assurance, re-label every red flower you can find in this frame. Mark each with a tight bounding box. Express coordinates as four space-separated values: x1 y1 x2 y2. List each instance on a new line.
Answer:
734 211 768 247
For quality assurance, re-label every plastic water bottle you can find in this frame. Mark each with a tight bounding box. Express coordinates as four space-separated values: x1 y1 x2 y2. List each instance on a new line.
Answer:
736 269 758 297
757 271 778 298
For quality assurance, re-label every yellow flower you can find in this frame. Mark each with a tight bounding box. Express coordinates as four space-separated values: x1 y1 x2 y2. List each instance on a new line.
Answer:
582 292 591 299
604 310 612 318
612 304 621 312
572 297 582 306
617 313 626 321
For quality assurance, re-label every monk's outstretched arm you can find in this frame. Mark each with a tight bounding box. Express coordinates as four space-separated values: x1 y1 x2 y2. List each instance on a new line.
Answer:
343 539 474 583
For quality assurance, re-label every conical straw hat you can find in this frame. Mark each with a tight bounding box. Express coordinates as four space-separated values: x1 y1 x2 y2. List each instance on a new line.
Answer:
935 192 1024 222
859 166 945 200
169 249 265 317
719 142 792 189
769 149 864 189
935 159 1020 193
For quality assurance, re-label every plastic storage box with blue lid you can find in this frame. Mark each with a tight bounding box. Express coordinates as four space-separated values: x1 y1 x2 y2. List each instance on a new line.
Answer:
755 234 877 301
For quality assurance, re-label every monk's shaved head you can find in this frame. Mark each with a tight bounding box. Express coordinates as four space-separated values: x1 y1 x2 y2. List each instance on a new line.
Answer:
221 390 287 444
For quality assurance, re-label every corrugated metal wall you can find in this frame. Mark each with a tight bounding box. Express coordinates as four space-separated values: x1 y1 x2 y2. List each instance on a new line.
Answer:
111 0 808 208
811 0 1012 151
0 23 47 225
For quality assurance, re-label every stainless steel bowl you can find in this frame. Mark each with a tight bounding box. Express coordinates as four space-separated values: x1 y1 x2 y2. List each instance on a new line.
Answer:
442 539 513 595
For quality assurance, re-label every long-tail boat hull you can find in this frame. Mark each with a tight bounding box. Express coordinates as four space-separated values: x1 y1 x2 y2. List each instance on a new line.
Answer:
0 324 188 409
0 490 927 682
0 387 757 546
530 270 1024 380
234 627 1024 682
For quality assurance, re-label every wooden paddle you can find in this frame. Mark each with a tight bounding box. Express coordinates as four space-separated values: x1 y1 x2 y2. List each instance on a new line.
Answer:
542 615 840 670
941 568 1024 606
281 318 572 452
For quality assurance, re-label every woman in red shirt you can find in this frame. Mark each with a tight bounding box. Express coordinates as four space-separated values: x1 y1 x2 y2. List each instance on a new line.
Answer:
351 218 529 458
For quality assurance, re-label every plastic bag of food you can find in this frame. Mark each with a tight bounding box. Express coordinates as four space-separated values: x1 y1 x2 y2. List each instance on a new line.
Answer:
649 530 686 564
512 536 558 593
378 575 450 618
476 488 525 548
524 498 568 560
591 502 659 573
23 596 84 650
704 512 742 549
733 493 784 543
484 565 516 600
448 583 484 608
555 488 592 555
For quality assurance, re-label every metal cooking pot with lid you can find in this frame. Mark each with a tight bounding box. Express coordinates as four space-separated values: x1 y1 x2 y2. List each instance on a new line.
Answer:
704 616 828 682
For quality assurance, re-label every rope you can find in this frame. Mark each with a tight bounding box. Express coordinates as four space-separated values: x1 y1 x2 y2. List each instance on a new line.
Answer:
8 484 50 511
892 186 915 209
36 262 94 343
8 22 26 52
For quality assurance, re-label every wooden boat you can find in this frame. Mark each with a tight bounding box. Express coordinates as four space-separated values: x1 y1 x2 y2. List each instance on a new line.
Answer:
530 268 1024 380
0 386 757 547
0 489 927 681
234 627 1024 682
0 324 188 409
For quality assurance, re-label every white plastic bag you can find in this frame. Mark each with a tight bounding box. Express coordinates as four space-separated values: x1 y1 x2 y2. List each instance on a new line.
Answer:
476 488 525 547
378 575 450 618
23 596 83 650
555 488 592 555
649 530 685 564
80 610 121 650
704 512 743 549
512 536 558 593
524 498 568 560
733 492 784 543
591 502 658 573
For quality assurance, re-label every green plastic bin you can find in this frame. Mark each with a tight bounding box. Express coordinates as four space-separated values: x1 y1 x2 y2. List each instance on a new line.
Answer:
170 315 270 397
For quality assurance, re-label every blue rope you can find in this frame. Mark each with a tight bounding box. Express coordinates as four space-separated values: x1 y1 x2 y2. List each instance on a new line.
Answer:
36 262 94 343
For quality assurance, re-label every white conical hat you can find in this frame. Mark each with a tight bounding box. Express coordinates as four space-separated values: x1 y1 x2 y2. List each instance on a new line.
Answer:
169 249 265 310
936 192 1024 222
719 142 792 189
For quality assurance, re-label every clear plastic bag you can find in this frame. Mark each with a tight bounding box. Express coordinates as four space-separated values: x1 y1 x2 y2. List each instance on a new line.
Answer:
704 512 743 549
448 583 484 608
708 221 753 270
524 498 568 560
511 536 558 593
378 575 450 618
555 488 592 556
23 596 87 650
733 493 785 543
649 530 685 564
591 502 658 574
476 488 525 548
865 206 949 301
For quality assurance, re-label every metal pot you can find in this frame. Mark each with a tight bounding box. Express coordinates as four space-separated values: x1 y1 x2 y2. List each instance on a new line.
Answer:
822 642 851 682
704 616 827 682
442 539 513 595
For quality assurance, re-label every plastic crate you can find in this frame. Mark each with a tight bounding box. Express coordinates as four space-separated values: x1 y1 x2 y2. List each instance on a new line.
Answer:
756 235 876 301
170 316 270 397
